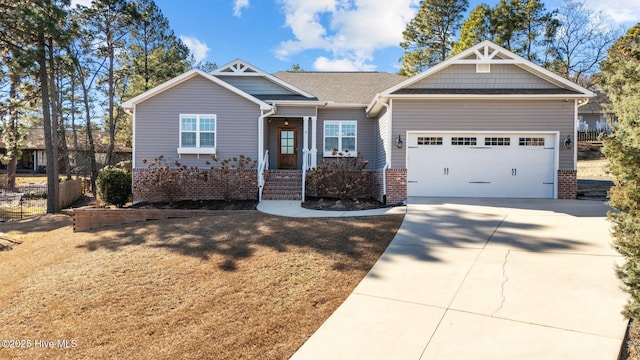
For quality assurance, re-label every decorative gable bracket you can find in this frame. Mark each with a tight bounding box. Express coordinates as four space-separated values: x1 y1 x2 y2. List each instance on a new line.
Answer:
214 59 260 75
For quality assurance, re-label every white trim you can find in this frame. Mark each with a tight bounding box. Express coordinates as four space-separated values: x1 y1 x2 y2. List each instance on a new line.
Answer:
122 69 272 111
132 104 136 168
178 114 217 155
214 59 316 99
310 116 318 168
323 120 357 157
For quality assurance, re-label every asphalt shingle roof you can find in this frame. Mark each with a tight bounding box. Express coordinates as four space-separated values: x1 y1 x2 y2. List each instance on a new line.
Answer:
272 71 407 104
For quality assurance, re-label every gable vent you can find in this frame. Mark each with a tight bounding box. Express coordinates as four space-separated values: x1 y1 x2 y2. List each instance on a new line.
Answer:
476 63 490 73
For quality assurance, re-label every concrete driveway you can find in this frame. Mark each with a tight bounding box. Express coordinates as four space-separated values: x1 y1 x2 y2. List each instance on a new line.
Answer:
291 198 628 360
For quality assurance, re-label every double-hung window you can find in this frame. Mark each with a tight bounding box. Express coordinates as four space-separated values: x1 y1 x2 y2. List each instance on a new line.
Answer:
324 121 357 156
178 114 216 154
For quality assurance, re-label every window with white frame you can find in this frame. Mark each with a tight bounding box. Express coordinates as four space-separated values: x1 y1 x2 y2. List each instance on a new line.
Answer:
324 121 357 156
178 114 216 154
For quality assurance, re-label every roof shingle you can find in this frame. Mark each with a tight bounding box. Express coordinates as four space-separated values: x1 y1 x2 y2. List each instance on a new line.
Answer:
272 71 407 104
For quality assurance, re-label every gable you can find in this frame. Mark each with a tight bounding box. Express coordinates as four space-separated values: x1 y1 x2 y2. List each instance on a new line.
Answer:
215 75 299 96
213 59 315 100
368 40 594 115
405 64 564 91
122 69 271 111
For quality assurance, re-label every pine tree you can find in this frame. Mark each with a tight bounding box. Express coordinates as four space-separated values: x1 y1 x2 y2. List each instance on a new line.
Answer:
452 4 491 55
600 23 640 318
399 0 468 76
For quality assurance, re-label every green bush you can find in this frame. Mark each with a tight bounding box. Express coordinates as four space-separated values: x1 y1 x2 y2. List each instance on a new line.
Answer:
97 167 132 207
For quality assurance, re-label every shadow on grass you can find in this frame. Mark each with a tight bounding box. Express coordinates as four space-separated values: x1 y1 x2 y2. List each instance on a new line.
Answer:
76 210 404 272
75 199 608 272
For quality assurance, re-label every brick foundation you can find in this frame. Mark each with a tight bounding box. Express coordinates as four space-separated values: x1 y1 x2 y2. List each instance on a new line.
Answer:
132 168 258 203
385 168 407 205
558 169 577 199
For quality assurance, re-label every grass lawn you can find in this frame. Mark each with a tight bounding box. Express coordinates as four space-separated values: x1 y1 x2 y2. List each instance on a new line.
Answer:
0 211 404 359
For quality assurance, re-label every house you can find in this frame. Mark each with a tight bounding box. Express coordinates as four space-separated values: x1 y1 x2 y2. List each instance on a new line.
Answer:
123 41 593 203
0 128 132 173
577 91 615 133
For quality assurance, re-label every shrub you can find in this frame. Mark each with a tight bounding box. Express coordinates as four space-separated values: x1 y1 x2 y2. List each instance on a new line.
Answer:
97 167 132 207
134 155 258 203
305 150 373 201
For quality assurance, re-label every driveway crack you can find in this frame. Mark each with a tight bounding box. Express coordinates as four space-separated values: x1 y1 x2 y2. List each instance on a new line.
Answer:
492 250 510 317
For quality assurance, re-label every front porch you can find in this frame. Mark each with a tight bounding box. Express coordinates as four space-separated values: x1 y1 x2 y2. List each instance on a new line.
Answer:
261 116 317 171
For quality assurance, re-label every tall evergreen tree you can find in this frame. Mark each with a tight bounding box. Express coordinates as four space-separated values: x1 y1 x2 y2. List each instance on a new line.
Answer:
453 0 554 62
600 23 640 317
399 0 468 76
83 0 137 166
0 0 70 213
451 4 491 55
125 0 190 97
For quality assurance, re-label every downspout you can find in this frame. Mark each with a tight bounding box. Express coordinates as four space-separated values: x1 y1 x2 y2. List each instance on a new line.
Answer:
258 104 276 200
376 96 391 204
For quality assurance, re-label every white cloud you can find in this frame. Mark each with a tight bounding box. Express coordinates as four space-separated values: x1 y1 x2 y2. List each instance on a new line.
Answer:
179 35 210 63
583 0 640 25
275 0 420 71
233 0 250 17
70 0 92 7
313 56 376 71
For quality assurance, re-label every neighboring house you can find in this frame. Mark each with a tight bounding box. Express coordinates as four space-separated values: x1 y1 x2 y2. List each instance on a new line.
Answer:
123 41 593 202
577 91 615 133
0 128 132 173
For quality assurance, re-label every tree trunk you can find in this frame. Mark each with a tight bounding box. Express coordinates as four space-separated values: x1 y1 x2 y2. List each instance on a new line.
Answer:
106 44 116 166
80 80 98 197
5 64 19 191
70 75 80 177
37 31 58 213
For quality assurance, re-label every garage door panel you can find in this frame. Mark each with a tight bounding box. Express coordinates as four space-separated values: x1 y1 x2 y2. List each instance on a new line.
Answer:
407 133 556 198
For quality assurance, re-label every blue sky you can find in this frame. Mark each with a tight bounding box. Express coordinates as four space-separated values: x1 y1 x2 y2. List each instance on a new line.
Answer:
77 0 639 73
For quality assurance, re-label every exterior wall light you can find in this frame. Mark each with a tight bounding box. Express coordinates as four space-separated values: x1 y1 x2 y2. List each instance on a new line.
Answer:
564 134 572 149
396 134 403 148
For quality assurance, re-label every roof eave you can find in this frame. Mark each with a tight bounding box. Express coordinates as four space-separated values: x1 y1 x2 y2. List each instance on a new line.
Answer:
121 68 273 111
387 94 590 100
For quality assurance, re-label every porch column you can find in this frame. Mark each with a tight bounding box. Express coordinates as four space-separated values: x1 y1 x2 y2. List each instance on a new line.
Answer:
303 116 309 169
258 115 264 163
310 116 317 168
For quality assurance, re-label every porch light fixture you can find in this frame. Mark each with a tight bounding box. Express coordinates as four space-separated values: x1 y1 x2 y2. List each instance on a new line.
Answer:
396 134 403 148
284 119 289 126
564 134 572 149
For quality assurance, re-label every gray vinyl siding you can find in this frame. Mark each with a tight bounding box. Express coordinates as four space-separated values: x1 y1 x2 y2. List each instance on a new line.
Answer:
375 107 390 170
134 75 261 168
391 99 575 169
215 75 295 95
407 64 558 90
276 106 317 117
315 107 376 165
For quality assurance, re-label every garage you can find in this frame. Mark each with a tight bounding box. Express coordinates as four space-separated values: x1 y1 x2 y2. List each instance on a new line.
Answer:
407 132 557 198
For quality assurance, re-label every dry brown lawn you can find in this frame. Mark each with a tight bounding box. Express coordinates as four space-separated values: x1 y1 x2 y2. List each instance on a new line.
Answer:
0 211 404 359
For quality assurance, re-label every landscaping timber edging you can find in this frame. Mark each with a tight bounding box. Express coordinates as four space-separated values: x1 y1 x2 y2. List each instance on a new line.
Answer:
73 208 225 232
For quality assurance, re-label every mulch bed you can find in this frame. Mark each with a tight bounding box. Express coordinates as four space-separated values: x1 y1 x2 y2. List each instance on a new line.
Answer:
302 197 388 211
128 199 258 210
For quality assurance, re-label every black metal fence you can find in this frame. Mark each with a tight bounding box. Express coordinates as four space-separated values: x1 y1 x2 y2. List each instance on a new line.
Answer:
0 185 47 221
578 130 609 142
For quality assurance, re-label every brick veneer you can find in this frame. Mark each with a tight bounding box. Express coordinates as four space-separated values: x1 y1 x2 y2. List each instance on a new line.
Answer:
132 168 258 203
385 168 407 205
558 169 577 199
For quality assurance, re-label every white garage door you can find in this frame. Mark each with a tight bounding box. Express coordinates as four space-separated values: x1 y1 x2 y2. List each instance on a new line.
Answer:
407 133 556 198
